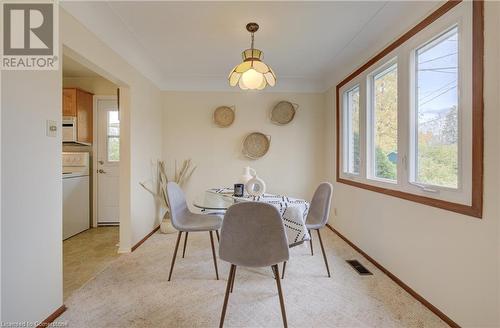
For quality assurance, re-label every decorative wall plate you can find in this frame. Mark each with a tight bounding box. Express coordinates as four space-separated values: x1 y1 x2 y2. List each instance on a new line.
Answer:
271 101 298 125
213 106 235 127
242 132 271 159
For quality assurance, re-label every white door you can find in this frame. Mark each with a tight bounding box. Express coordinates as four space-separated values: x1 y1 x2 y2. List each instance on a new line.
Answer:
97 99 120 225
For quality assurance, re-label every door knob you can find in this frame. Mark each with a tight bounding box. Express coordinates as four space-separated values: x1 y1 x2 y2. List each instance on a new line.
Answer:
98 169 106 174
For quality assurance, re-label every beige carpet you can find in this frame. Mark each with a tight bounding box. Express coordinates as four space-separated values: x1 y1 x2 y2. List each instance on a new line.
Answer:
60 229 447 328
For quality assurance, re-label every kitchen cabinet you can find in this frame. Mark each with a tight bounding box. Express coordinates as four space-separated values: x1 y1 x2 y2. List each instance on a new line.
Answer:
76 89 93 143
63 88 93 144
62 88 77 116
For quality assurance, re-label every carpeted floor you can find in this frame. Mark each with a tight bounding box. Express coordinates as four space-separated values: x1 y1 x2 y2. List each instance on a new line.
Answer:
60 228 447 328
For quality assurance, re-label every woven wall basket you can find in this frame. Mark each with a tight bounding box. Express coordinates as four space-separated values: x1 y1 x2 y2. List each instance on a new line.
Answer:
271 101 298 125
213 106 235 127
242 132 271 159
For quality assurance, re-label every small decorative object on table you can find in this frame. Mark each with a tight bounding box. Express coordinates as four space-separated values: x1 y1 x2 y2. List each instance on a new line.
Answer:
239 166 256 185
246 175 266 197
233 183 244 197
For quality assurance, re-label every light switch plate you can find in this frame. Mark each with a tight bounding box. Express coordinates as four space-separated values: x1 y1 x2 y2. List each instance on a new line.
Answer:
46 120 57 137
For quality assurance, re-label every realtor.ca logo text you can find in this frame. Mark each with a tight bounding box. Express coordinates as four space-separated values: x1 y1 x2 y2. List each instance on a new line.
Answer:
1 1 59 70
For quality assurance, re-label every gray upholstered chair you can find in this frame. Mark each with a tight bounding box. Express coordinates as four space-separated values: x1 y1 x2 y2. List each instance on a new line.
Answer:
282 182 333 279
166 182 222 281
218 202 289 328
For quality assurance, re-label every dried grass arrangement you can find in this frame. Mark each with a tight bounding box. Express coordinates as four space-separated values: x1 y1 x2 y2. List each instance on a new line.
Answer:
140 159 197 233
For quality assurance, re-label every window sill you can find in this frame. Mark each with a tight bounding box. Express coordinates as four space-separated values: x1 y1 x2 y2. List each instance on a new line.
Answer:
336 177 482 218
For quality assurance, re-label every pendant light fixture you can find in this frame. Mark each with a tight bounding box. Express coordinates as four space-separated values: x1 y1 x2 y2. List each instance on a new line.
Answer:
228 23 276 90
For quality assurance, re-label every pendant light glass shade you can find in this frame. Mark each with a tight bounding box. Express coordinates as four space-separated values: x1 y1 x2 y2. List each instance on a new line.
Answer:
229 23 276 90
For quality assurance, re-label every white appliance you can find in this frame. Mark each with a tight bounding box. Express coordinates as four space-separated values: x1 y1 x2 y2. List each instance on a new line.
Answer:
62 116 77 143
62 117 91 146
63 152 90 240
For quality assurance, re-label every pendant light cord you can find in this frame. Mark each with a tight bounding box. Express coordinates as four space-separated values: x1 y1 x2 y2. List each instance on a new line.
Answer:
250 32 255 67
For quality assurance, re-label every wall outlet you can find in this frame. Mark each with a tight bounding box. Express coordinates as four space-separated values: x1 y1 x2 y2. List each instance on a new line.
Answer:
46 120 57 137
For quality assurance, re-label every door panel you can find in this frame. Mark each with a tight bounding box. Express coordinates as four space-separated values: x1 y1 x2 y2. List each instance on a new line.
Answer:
97 98 120 225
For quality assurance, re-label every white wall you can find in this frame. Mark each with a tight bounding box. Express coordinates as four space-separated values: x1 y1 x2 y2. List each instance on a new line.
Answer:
129 82 163 243
163 91 326 204
324 3 500 327
1 70 63 322
1 8 163 323
63 76 117 95
0 72 2 323
2 3 497 326
60 9 163 249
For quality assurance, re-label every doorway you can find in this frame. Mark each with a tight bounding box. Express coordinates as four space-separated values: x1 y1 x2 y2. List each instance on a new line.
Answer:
95 97 120 226
62 52 122 300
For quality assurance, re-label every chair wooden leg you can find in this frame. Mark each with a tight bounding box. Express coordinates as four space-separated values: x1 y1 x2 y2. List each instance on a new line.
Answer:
216 230 220 243
209 231 219 280
309 229 314 256
316 229 331 277
182 232 189 258
219 264 236 328
272 264 288 328
168 231 182 281
281 261 286 279
230 265 237 293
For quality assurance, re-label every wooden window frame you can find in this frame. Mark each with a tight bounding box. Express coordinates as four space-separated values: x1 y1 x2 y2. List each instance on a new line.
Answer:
343 84 361 175
335 0 484 218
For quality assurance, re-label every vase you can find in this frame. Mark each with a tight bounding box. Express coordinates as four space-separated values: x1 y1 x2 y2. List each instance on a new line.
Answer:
239 166 256 185
246 175 266 197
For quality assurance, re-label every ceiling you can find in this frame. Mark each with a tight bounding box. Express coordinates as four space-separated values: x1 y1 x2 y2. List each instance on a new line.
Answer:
62 55 102 78
61 1 442 92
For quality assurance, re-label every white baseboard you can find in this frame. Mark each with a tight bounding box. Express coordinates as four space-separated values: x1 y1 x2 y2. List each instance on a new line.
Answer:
117 247 131 254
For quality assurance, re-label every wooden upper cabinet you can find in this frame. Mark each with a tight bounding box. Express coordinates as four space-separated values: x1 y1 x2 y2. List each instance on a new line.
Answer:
63 88 93 144
62 88 77 116
76 89 93 144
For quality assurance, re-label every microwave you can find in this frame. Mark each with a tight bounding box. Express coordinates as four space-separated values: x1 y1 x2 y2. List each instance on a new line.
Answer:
63 117 90 145
62 116 78 143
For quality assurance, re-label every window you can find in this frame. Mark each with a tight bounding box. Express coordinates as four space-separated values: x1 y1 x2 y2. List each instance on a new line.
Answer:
343 86 360 174
371 63 398 181
414 27 459 189
107 111 120 162
337 1 483 218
